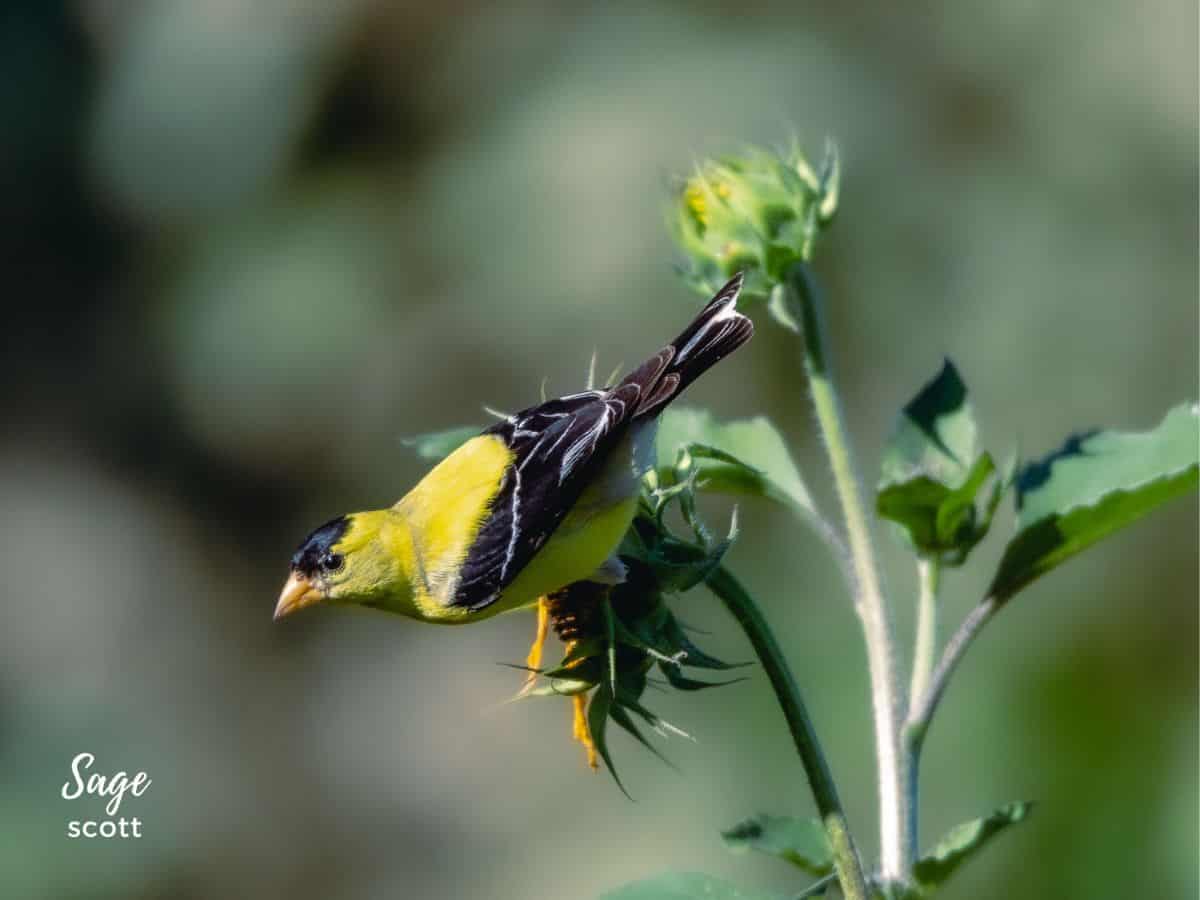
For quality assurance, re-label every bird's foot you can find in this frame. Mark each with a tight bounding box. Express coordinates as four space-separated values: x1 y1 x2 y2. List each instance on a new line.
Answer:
520 596 550 695
572 693 598 770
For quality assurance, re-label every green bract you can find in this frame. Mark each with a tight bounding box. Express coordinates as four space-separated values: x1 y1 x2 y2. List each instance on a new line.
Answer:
672 143 838 301
522 503 747 793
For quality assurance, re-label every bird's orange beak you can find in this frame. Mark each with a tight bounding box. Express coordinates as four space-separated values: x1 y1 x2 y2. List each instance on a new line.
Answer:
274 571 323 621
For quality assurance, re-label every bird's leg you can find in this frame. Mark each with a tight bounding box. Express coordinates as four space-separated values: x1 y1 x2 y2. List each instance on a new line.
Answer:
521 596 550 692
545 586 602 770
560 635 598 771
572 693 598 770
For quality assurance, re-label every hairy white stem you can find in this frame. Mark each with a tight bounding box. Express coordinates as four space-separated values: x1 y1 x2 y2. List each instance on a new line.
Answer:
788 265 907 882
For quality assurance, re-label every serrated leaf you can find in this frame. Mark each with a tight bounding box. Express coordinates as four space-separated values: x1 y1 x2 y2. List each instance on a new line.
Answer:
401 425 479 461
878 360 1004 563
913 801 1032 889
600 872 781 900
721 814 833 876
989 403 1199 602
657 408 816 516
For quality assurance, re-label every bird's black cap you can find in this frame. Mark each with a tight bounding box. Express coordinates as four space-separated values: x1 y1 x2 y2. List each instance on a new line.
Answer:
291 516 350 576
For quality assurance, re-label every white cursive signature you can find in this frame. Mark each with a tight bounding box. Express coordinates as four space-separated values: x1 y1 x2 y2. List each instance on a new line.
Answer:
61 752 152 817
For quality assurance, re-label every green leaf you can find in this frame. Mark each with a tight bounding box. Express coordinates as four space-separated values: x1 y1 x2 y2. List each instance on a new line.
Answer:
883 362 974 482
913 801 1032 890
989 403 1199 602
720 814 833 876
881 360 977 482
401 425 479 461
877 360 1004 563
600 872 781 900
657 408 816 515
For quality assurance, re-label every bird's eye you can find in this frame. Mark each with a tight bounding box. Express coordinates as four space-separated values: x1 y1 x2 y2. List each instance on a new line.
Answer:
320 552 344 573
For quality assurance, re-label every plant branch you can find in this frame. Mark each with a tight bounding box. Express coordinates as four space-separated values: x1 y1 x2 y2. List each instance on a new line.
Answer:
901 596 998 877
783 498 856 597
785 263 907 882
908 559 941 718
905 596 999 748
708 565 870 900
902 558 941 867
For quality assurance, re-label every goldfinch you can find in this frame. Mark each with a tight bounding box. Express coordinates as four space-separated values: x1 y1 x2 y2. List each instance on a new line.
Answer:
274 274 752 631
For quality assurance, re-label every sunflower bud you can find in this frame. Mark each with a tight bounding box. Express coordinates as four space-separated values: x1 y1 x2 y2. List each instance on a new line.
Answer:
521 556 745 791
672 142 839 301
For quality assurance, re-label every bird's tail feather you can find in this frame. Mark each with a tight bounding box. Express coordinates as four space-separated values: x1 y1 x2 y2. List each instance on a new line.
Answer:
620 273 753 418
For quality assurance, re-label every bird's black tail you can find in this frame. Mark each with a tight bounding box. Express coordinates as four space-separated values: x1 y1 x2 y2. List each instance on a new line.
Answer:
619 273 753 418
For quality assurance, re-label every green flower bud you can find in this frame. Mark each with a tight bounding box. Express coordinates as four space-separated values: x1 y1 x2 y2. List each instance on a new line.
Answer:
671 142 839 301
517 552 743 787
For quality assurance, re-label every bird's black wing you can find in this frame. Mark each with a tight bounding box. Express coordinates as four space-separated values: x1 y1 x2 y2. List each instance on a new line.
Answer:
450 384 645 611
450 273 750 612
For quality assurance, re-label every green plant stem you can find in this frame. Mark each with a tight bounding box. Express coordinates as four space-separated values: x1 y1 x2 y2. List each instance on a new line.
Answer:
905 596 998 749
786 263 907 882
908 560 941 719
901 595 998 879
903 558 941 866
708 565 870 900
794 873 837 899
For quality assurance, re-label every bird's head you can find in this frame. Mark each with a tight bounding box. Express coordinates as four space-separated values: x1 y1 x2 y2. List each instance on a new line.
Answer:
274 511 409 620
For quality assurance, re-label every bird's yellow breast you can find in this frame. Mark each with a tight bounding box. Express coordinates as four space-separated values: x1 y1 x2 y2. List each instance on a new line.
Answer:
388 434 514 616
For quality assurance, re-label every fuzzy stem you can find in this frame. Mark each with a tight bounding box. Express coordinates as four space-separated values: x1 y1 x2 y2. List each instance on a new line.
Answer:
785 263 907 882
905 596 998 750
902 597 999 874
908 560 941 720
903 558 941 865
708 565 870 900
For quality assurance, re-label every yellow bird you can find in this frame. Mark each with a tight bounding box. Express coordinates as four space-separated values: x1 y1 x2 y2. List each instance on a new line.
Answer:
275 274 752 761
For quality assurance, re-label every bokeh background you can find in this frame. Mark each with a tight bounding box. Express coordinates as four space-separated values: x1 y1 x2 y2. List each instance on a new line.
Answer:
2 2 1196 898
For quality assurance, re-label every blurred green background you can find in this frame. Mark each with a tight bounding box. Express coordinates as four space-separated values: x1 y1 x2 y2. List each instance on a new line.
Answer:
2 2 1196 898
